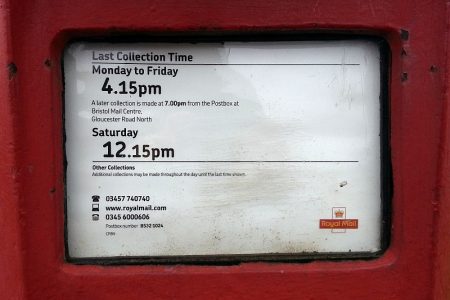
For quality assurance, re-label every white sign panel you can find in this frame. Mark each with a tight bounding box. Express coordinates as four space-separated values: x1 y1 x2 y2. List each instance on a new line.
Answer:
64 40 384 259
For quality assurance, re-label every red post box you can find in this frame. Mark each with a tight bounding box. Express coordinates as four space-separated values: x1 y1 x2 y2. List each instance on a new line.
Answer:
0 0 449 299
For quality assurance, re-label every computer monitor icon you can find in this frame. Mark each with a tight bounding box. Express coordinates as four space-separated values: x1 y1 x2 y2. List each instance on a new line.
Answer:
92 204 99 211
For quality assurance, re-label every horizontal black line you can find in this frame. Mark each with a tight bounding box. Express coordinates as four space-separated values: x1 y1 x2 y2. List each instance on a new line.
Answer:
91 62 360 66
93 160 359 163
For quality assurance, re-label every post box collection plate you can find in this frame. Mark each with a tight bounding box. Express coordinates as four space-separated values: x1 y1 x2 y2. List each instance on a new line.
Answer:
64 40 385 260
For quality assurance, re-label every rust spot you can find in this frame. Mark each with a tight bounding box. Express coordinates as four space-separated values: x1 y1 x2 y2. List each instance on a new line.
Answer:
430 65 438 73
400 29 409 41
44 59 52 68
401 72 408 82
7 63 17 80
50 187 56 193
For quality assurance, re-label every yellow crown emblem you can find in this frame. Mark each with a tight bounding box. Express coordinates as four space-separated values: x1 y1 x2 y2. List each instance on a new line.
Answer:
334 210 344 218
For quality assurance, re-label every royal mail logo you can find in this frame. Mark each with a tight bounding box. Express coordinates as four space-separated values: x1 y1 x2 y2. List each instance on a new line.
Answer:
319 219 359 229
320 207 358 231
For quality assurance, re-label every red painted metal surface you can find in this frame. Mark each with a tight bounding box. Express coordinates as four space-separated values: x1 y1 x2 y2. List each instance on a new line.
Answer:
0 0 449 299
